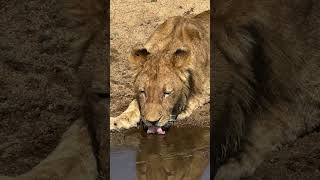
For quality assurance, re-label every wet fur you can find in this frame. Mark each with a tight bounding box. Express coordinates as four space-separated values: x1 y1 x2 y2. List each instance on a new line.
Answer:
212 0 320 179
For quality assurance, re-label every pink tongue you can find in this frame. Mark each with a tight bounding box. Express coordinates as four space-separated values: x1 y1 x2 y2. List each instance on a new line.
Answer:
147 126 166 135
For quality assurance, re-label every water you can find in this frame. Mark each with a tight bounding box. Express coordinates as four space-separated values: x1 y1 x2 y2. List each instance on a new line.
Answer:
110 127 210 180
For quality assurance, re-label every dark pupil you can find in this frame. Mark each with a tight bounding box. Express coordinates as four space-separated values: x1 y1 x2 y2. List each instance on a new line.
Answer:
175 48 186 55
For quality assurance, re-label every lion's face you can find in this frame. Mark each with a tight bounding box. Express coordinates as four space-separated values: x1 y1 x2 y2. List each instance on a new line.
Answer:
131 47 191 129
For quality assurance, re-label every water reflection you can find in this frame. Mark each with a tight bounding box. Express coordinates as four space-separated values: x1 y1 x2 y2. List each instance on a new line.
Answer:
110 127 210 180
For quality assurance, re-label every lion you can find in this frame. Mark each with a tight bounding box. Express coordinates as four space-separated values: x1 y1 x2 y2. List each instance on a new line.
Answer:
110 10 210 134
212 0 320 179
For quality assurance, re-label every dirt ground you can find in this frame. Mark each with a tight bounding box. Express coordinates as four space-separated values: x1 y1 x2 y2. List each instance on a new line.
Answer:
0 0 319 179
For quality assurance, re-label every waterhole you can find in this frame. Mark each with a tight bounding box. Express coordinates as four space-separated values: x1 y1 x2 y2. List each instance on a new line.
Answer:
110 127 210 180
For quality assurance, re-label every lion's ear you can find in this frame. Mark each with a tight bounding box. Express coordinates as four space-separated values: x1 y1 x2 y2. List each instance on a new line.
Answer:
173 47 192 69
128 44 150 66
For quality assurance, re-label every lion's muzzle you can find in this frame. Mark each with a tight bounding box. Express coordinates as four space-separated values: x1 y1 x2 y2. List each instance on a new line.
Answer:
140 115 177 135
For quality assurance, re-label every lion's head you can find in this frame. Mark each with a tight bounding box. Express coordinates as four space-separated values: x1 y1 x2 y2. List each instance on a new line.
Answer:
128 12 209 133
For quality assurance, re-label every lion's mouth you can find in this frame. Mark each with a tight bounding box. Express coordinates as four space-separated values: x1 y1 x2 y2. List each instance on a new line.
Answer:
140 122 168 135
146 126 166 134
140 115 177 135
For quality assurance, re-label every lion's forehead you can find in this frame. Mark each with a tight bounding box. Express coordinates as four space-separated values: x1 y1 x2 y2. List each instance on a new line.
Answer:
136 66 181 89
139 71 177 84
145 39 184 54
133 14 209 92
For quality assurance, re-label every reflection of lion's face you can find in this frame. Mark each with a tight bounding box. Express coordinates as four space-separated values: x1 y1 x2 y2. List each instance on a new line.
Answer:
129 12 209 129
135 127 210 180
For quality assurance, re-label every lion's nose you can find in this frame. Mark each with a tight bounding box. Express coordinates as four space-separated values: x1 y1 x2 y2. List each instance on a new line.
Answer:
147 119 160 126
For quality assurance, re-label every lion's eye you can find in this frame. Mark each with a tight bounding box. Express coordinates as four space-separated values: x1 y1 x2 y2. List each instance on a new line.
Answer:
175 49 185 55
140 90 145 94
164 91 172 97
174 47 189 56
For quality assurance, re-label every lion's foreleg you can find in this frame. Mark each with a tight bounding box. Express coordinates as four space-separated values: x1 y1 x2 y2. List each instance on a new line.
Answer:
110 99 141 130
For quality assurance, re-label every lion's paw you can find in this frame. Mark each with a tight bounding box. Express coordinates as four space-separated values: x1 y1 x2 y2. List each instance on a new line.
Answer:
110 117 133 130
110 117 121 131
177 111 191 120
110 112 140 131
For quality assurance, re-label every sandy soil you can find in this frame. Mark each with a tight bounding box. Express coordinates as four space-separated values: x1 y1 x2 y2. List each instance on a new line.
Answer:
0 0 319 179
